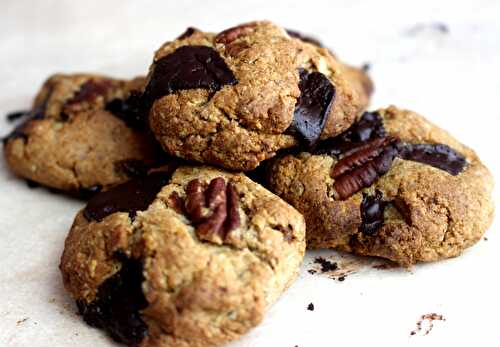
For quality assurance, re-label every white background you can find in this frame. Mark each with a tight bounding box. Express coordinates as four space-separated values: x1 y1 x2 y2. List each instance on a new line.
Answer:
1 1 499 346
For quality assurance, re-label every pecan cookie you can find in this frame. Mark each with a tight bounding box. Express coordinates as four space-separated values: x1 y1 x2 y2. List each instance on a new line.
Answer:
60 166 306 347
267 106 494 266
139 21 370 171
3 74 161 195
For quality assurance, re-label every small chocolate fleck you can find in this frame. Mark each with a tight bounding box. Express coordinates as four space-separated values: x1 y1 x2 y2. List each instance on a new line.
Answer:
286 29 324 47
399 143 467 176
362 63 371 72
143 45 237 107
177 27 198 40
26 179 40 189
83 171 170 222
65 79 112 107
307 303 315 311
288 69 335 148
314 257 338 272
76 255 148 346
337 276 346 282
6 110 30 122
359 190 387 236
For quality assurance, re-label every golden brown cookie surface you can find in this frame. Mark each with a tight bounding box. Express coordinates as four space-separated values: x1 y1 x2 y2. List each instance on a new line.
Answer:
267 106 494 266
146 22 371 171
3 74 160 194
60 166 305 347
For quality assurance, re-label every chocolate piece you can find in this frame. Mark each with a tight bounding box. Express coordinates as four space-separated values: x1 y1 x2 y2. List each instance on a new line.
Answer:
79 185 103 199
2 112 45 144
65 79 112 107
83 172 170 222
331 137 399 200
106 91 148 130
177 27 198 40
314 111 385 156
399 143 467 175
181 177 241 244
288 69 335 148
307 303 315 311
143 46 237 106
314 257 338 272
359 190 386 236
6 110 30 122
286 29 324 47
76 255 148 346
26 179 40 189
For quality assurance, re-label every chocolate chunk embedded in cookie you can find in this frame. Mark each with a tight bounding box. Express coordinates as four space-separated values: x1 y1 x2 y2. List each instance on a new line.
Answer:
267 106 494 266
146 21 371 170
3 74 162 195
60 166 306 347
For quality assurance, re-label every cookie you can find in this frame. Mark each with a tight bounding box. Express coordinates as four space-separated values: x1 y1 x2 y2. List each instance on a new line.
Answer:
3 74 161 195
60 165 306 347
140 21 371 171
267 106 494 266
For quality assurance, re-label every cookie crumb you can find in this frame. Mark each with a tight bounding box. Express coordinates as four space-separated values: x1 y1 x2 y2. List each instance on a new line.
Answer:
314 257 338 272
16 317 29 326
307 303 314 311
410 313 446 336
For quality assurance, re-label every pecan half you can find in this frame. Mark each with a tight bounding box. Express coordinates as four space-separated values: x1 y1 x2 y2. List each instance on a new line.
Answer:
170 177 241 244
214 23 258 44
331 137 399 200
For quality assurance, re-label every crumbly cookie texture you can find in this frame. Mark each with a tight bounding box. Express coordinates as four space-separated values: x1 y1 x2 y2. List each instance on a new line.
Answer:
60 166 306 347
3 74 160 194
267 106 494 266
147 21 370 171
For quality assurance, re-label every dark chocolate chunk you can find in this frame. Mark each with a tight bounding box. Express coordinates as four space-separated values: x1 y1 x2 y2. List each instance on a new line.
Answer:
2 112 45 144
106 91 148 130
314 111 385 156
76 255 148 346
288 69 335 148
78 185 103 199
143 45 237 106
359 190 386 236
398 143 467 175
83 171 170 222
286 29 324 47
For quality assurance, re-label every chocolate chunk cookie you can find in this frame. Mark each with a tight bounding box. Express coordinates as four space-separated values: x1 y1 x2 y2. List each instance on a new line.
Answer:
146 21 371 170
267 106 494 266
3 74 161 194
60 166 306 347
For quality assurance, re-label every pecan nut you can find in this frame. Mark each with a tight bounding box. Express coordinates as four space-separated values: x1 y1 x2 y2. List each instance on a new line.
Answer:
169 177 241 244
331 137 399 200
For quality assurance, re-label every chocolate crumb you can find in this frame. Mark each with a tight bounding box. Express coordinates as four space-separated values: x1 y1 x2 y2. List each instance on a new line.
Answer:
337 276 346 282
26 180 40 189
484 237 489 241
314 257 338 272
6 110 30 122
307 269 317 275
361 63 371 72
307 303 314 311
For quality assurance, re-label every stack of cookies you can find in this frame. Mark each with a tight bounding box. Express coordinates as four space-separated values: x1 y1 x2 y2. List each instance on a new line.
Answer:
3 21 494 347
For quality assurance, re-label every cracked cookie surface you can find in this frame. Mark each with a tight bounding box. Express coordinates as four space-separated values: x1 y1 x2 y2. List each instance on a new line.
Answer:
3 74 161 194
60 166 306 347
146 21 371 171
267 106 494 266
